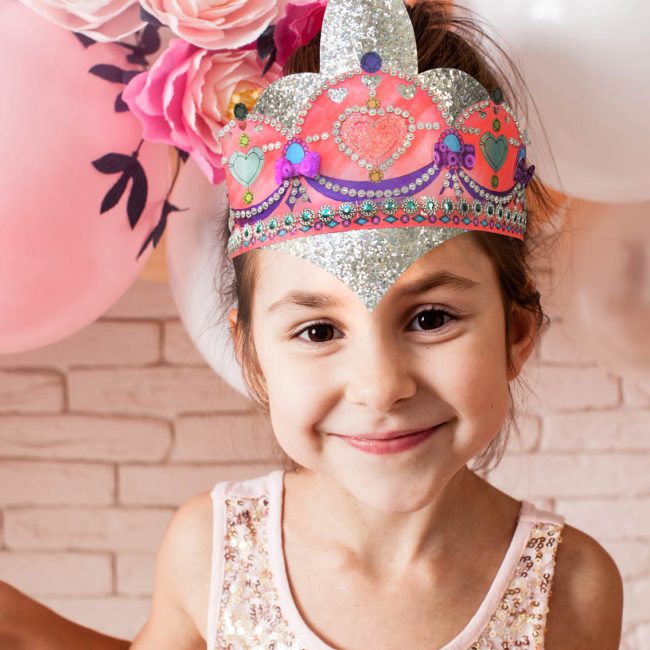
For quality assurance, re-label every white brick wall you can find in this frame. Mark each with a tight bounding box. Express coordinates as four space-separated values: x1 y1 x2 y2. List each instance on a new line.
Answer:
0 276 648 645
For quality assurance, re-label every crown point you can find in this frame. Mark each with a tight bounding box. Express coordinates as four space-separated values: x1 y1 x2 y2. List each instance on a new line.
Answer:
360 51 382 73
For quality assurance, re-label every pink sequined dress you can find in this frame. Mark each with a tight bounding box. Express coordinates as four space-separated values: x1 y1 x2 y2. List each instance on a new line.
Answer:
206 469 565 649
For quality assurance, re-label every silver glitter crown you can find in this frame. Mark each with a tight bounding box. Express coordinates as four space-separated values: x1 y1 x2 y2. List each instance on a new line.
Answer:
246 0 503 311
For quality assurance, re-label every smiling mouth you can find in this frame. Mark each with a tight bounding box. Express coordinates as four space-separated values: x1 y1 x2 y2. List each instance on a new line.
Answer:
330 423 446 441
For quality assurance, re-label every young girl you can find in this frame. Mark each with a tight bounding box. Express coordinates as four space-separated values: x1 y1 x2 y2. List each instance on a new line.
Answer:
0 0 624 648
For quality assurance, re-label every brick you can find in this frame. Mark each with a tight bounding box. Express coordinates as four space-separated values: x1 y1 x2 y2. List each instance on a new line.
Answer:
0 551 111 596
0 461 113 506
599 540 650 580
541 410 650 451
68 367 252 417
554 498 650 540
116 553 156 596
171 413 278 462
4 508 173 552
0 370 63 414
538 317 598 366
0 415 171 461
623 378 650 407
517 365 620 414
40 596 150 641
0 322 160 371
624 576 650 625
119 463 278 506
104 278 178 319
488 453 650 499
501 413 542 453
162 320 207 366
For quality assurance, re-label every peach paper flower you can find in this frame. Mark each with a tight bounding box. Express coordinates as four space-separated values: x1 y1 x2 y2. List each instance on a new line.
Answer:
138 0 291 50
17 0 145 42
123 38 281 184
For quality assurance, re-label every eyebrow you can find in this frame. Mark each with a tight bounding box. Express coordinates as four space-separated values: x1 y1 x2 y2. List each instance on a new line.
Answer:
266 270 480 314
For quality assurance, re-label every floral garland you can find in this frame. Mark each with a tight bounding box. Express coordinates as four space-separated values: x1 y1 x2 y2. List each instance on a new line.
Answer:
29 0 326 258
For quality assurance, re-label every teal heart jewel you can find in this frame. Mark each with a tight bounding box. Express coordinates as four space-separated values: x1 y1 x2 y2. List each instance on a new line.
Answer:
480 133 508 173
229 147 264 188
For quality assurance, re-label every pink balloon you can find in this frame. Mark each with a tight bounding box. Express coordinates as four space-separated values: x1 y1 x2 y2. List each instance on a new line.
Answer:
0 1 173 354
562 200 650 387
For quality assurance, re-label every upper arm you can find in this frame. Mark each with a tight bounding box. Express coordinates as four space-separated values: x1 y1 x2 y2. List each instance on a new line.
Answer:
130 491 213 650
546 523 624 650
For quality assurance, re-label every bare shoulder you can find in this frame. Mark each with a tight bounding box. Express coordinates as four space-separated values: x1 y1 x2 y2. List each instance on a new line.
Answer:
130 490 214 649
545 522 624 650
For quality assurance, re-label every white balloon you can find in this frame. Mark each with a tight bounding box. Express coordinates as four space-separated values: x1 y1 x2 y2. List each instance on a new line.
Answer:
457 0 650 203
563 199 650 387
166 157 249 397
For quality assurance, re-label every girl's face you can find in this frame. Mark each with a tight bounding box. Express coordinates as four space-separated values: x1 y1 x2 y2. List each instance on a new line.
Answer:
246 233 534 511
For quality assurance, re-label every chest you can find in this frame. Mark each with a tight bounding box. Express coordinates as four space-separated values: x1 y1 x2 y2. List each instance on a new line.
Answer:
282 549 501 650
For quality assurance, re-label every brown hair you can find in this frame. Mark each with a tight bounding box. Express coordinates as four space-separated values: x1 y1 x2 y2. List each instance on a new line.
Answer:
215 0 562 475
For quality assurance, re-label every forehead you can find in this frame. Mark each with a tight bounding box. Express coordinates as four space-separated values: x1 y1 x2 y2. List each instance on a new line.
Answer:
254 233 494 308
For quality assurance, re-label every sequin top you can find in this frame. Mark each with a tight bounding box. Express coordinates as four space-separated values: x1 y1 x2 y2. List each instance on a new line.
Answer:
206 469 565 649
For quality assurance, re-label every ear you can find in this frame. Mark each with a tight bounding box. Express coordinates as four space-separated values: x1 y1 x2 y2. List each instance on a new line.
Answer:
228 306 243 365
228 307 239 345
507 305 538 381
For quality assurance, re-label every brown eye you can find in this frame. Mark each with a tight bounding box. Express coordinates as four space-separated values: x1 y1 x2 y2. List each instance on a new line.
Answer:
409 308 456 332
296 321 337 343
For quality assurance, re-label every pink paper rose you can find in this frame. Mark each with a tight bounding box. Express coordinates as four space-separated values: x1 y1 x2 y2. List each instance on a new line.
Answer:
123 38 281 185
138 0 286 50
17 0 144 42
274 0 327 66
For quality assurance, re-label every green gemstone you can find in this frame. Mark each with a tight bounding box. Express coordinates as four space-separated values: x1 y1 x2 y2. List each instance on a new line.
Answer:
443 199 453 212
491 175 499 189
492 118 501 132
382 198 397 214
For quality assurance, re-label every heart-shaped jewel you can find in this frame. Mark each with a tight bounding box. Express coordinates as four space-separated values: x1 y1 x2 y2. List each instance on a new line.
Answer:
398 83 416 99
339 112 408 166
229 147 265 188
480 133 508 172
327 87 348 103
362 75 381 90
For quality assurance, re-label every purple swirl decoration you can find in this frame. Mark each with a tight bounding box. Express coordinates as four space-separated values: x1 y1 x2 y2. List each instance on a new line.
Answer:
434 141 476 170
514 157 535 187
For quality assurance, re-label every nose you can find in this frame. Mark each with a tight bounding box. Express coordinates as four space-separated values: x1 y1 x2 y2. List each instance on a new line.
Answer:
343 330 417 412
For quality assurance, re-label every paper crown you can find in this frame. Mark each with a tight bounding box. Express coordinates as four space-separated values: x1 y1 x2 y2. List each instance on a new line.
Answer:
216 0 535 310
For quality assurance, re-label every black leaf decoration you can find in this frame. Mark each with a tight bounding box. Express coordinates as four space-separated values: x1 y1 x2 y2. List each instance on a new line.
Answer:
89 64 135 84
139 5 165 27
261 48 277 76
126 163 148 229
93 147 147 230
92 153 134 174
136 200 186 260
115 92 129 112
122 69 142 84
101 172 131 214
257 25 278 76
175 148 190 163
257 25 275 59
73 32 96 48
140 24 162 54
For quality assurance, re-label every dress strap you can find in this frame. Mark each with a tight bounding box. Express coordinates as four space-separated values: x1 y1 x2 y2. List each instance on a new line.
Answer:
206 480 227 650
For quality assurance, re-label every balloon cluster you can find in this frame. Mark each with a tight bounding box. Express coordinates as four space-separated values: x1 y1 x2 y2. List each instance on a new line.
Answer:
2 0 648 393
0 0 326 364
